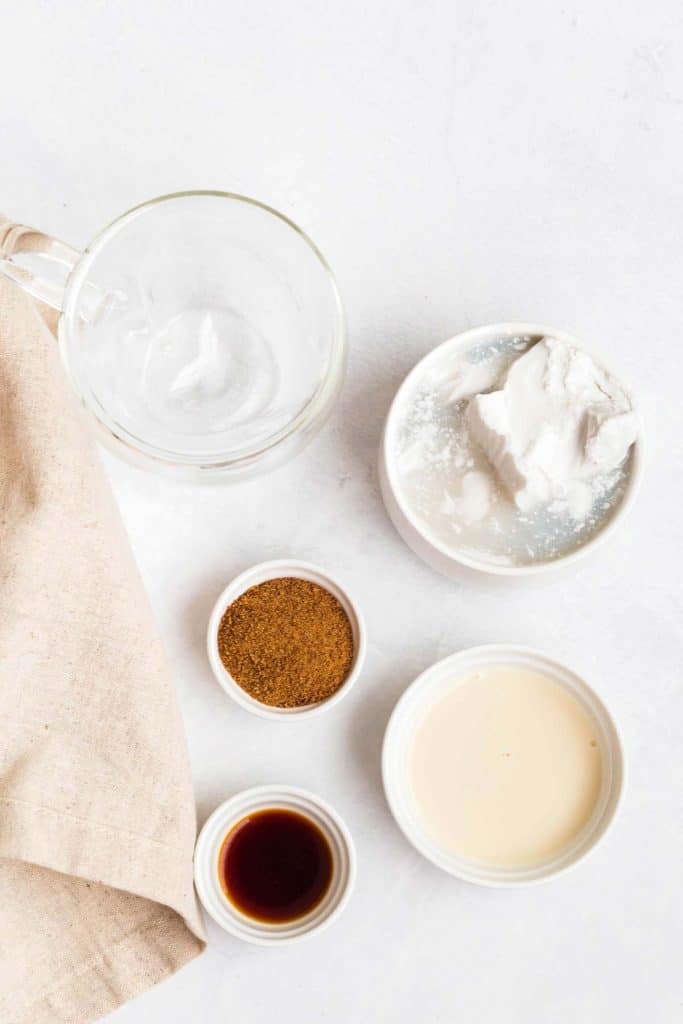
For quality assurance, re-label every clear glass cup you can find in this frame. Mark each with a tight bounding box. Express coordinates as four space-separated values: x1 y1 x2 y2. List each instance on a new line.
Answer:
0 192 346 480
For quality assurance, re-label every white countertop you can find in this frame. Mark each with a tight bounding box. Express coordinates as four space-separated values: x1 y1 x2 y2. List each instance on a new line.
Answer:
4 2 681 1020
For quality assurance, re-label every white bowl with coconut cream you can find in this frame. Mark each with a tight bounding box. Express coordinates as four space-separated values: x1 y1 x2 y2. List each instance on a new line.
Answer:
382 644 626 887
379 322 643 583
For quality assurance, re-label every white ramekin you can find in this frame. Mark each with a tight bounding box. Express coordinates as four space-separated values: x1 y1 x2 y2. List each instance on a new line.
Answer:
382 644 626 887
379 322 644 584
207 559 366 720
194 785 356 945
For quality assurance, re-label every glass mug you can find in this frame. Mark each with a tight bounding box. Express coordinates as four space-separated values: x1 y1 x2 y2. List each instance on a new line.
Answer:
0 192 346 480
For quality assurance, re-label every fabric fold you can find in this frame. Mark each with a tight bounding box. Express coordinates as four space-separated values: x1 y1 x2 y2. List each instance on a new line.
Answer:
0 265 204 1024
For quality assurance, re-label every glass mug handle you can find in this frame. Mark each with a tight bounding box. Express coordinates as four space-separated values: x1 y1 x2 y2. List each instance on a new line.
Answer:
0 218 105 319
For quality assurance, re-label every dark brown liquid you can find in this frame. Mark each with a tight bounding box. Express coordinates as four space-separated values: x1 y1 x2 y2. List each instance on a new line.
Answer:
218 808 333 923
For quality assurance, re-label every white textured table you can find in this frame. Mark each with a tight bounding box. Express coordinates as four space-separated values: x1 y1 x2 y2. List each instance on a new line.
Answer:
4 2 681 1020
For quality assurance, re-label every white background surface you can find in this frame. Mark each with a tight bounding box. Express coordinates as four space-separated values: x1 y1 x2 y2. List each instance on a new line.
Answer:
3 2 682 1021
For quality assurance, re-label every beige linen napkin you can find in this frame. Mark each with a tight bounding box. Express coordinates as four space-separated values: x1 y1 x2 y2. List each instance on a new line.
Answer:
0 257 205 1023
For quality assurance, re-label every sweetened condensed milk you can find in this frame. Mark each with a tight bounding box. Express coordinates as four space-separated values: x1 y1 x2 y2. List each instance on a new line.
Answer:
410 664 603 867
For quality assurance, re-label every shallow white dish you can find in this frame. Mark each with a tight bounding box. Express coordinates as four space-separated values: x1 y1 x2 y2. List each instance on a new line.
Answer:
194 785 356 945
207 558 366 720
382 644 626 887
379 321 644 584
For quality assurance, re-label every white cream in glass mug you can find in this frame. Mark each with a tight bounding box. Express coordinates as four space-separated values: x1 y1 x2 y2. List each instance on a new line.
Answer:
0 192 346 480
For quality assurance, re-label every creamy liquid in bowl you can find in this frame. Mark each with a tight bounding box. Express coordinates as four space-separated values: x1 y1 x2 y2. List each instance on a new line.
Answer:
410 665 603 867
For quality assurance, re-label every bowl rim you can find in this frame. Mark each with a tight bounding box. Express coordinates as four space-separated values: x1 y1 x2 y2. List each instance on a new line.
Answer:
382 643 627 887
206 558 367 720
381 321 645 578
193 785 357 945
58 190 347 473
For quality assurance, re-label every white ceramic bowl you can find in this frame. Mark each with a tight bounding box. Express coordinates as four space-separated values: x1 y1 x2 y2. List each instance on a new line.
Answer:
194 785 356 945
207 559 366 719
382 644 626 887
380 322 644 584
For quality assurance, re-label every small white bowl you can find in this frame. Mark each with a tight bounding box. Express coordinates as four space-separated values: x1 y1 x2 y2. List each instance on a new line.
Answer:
380 322 644 584
194 785 356 945
207 559 366 719
382 644 626 887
